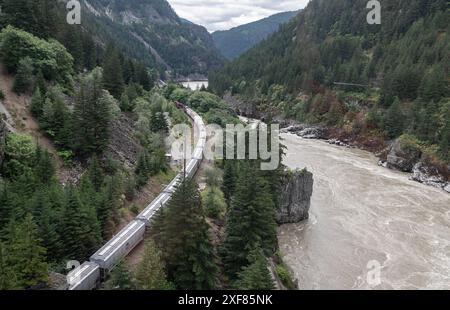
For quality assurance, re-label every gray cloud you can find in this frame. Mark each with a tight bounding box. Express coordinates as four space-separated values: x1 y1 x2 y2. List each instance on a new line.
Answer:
168 0 310 32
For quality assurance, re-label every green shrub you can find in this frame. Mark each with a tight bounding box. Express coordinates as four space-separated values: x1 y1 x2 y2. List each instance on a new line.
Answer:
275 264 296 290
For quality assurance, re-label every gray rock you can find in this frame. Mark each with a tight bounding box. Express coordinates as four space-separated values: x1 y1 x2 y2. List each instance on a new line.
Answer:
277 169 314 224
297 127 324 139
386 139 422 172
444 184 450 193
378 160 388 168
411 162 447 189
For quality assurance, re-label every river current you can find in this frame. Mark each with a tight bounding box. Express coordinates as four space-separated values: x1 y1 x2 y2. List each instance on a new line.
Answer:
278 133 450 290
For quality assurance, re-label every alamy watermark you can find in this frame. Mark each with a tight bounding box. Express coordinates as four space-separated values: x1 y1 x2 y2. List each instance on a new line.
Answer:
367 0 381 25
169 122 280 171
67 0 81 25
367 260 382 287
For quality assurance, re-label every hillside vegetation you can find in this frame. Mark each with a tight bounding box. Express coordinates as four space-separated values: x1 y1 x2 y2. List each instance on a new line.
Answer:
210 0 449 165
212 11 298 60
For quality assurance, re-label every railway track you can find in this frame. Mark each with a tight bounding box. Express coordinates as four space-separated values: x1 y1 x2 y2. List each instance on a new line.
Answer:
67 102 207 290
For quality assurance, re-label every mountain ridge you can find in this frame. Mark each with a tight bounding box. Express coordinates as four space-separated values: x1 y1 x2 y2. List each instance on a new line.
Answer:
80 0 225 78
212 11 299 60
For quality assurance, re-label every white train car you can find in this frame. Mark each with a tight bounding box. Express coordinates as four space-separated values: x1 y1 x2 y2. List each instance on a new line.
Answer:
68 262 100 291
90 220 146 274
67 102 207 290
137 192 171 226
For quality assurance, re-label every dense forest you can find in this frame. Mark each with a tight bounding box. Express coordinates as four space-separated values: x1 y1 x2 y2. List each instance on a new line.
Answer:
0 1 289 290
210 0 449 167
0 1 179 289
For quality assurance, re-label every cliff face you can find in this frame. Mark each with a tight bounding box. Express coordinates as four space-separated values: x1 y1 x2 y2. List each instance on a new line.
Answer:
277 169 314 224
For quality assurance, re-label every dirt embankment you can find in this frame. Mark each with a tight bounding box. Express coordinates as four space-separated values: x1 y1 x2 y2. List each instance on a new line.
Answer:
0 63 68 179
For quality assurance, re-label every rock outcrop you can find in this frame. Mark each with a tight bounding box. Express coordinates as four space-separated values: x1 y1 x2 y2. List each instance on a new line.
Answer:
410 162 449 190
386 139 422 172
281 124 326 140
277 169 314 224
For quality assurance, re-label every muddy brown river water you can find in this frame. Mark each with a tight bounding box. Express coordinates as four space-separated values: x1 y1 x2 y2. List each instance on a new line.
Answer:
278 133 450 290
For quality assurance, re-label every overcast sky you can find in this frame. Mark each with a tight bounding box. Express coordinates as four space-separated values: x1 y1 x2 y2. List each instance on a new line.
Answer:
167 0 310 32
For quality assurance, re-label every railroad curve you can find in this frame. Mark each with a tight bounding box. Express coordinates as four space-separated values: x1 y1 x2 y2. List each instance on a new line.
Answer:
67 102 207 290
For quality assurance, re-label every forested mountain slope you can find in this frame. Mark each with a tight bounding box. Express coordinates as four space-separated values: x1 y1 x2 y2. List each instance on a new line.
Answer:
212 11 298 60
80 0 225 77
210 0 449 167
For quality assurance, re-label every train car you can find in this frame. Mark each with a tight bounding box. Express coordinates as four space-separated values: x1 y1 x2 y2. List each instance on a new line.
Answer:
192 146 203 161
185 158 200 180
137 192 171 226
163 174 183 194
90 220 146 274
67 102 207 290
68 262 100 291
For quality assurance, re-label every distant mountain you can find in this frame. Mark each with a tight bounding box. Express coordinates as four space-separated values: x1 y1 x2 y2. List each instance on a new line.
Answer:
212 11 299 60
80 0 225 78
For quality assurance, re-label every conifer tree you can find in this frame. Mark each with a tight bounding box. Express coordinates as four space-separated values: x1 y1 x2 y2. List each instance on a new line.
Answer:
0 241 18 290
88 156 104 192
220 162 277 279
384 97 405 139
135 240 172 290
222 160 236 206
105 261 136 290
34 147 55 184
72 68 112 156
234 246 275 290
135 151 150 188
13 57 34 94
7 214 48 289
31 87 44 117
161 179 218 290
61 187 101 260
103 47 125 99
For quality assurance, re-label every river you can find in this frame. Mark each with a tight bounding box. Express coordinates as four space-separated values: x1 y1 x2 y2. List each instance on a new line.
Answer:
278 133 450 290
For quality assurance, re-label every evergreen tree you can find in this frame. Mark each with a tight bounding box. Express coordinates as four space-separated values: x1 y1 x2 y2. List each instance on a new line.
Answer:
103 47 125 99
135 240 172 290
161 179 218 290
31 87 45 117
150 112 169 133
0 241 18 290
72 68 113 156
202 186 227 219
0 182 13 229
97 176 119 240
384 98 405 139
13 57 34 94
88 156 104 192
105 261 136 290
135 151 150 188
34 147 55 184
61 187 101 260
234 246 275 290
222 160 236 206
220 162 277 279
7 214 48 289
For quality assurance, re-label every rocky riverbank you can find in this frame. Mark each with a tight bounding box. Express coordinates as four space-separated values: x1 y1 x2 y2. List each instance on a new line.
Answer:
282 124 450 193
